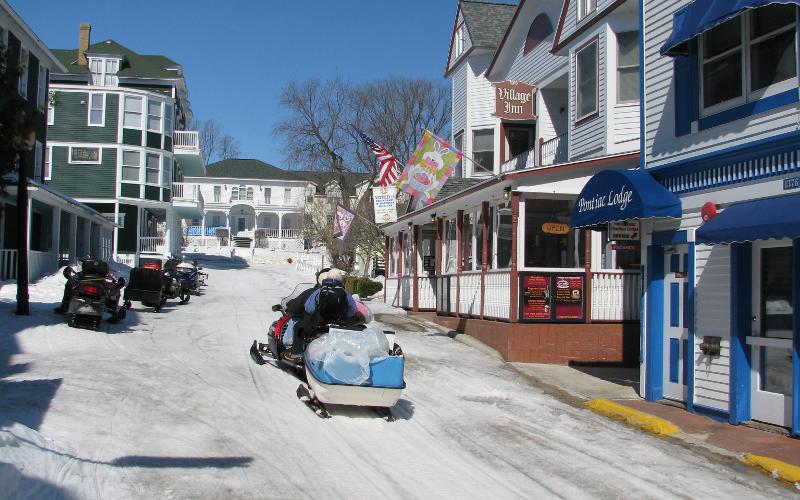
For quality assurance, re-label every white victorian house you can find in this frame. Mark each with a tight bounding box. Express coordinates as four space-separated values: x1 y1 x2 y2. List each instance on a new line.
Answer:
183 159 306 249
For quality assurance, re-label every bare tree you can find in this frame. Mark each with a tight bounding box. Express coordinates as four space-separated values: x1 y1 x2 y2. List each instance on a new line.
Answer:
189 118 241 163
274 76 451 272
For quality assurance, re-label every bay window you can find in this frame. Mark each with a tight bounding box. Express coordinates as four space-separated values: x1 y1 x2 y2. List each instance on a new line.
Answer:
701 4 797 114
164 104 174 136
145 153 160 184
121 150 141 182
162 156 172 188
147 100 163 132
576 38 599 121
617 32 640 103
89 57 119 86
123 95 143 128
472 129 494 175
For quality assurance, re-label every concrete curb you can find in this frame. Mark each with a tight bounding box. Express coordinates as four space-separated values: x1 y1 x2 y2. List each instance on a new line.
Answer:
742 454 800 484
585 399 681 437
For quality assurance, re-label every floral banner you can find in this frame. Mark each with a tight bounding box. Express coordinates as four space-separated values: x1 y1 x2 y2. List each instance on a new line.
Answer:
396 130 463 205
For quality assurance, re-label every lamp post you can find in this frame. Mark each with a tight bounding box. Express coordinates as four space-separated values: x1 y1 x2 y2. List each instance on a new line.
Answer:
15 130 35 316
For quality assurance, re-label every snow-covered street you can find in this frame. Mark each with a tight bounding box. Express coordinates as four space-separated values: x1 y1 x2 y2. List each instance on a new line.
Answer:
0 258 790 499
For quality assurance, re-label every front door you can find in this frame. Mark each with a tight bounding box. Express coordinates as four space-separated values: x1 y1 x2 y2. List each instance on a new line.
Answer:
237 217 246 233
663 246 689 401
749 240 793 427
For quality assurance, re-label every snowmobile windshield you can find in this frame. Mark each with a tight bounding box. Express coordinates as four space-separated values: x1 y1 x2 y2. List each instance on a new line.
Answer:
280 282 316 309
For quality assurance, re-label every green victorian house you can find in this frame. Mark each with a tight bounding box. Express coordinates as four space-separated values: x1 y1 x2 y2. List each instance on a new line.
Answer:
45 23 204 266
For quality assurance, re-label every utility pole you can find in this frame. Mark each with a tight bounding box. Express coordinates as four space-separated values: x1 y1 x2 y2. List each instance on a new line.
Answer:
15 132 34 315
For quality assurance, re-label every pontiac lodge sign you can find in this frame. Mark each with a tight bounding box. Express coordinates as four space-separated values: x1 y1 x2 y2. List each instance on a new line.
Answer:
494 80 536 120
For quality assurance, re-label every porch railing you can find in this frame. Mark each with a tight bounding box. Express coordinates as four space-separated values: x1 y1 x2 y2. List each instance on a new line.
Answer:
172 182 202 202
459 271 482 316
173 131 199 150
185 226 221 236
540 133 567 166
591 270 641 321
139 236 165 253
484 270 511 320
417 276 436 310
281 228 302 239
500 148 536 173
1 249 18 281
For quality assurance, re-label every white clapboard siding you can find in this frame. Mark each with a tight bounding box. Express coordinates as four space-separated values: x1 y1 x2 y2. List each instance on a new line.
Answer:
569 27 608 160
452 64 468 137
612 103 640 149
484 270 511 320
505 1 567 84
644 0 800 169
449 276 459 313
468 56 496 128
448 10 472 73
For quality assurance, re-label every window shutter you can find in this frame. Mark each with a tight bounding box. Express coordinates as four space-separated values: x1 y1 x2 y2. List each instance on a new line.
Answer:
673 40 699 137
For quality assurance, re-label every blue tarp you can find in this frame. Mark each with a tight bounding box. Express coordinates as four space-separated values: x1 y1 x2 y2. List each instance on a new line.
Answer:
695 193 800 244
570 170 682 228
661 0 800 56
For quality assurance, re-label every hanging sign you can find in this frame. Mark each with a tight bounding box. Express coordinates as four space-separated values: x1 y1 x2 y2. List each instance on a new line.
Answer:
372 186 398 223
493 81 536 120
542 222 570 235
608 220 640 240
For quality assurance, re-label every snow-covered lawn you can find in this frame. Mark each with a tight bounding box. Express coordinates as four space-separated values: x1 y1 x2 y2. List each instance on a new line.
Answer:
0 257 790 499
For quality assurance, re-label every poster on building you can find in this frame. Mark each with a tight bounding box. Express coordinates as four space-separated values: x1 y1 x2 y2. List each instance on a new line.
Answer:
553 275 584 320
521 274 551 320
372 186 398 223
608 220 640 240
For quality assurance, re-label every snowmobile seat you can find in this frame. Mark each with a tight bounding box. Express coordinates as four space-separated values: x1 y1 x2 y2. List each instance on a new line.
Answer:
81 259 109 278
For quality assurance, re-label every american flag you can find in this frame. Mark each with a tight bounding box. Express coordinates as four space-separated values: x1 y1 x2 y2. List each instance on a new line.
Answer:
353 126 400 187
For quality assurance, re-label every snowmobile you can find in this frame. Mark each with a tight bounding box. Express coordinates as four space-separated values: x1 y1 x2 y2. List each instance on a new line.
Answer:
250 283 406 418
125 256 189 312
175 260 201 297
63 259 127 331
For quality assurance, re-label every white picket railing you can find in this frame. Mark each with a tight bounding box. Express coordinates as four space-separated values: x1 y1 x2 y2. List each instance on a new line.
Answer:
417 276 437 310
385 277 399 306
484 270 512 320
591 271 641 321
172 182 202 202
173 131 199 150
398 276 413 309
500 148 536 173
1 249 18 281
281 228 302 239
540 133 568 166
139 237 165 254
448 275 458 313
458 271 482 316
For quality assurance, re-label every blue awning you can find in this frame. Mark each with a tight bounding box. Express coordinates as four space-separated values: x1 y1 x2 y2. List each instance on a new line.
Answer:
571 170 682 228
696 193 800 244
661 0 800 56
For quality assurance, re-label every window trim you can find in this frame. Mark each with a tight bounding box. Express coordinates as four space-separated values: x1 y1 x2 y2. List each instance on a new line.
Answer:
455 23 466 56
88 56 120 87
47 97 54 126
144 153 161 186
577 0 597 22
69 146 102 165
575 36 600 124
616 31 640 104
123 95 144 129
121 149 142 182
147 99 163 133
471 128 495 177
699 7 798 117
162 155 172 188
44 145 51 181
88 92 106 127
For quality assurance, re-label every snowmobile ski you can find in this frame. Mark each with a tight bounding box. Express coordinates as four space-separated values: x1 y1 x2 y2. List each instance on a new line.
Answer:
296 384 330 418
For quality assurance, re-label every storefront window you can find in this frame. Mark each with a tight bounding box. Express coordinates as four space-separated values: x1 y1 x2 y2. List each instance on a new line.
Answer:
496 206 512 268
487 207 494 269
462 212 473 270
388 237 396 275
476 210 484 269
599 231 641 270
524 199 584 268
403 232 414 276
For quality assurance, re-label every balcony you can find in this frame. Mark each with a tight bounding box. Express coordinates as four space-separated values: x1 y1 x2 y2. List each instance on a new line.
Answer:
173 131 200 151
540 133 568 166
172 182 202 202
501 149 536 173
139 236 166 254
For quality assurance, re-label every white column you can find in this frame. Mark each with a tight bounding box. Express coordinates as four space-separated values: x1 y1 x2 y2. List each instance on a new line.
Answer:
68 213 77 264
134 206 142 264
165 209 174 255
51 207 61 255
278 212 283 238
112 203 119 259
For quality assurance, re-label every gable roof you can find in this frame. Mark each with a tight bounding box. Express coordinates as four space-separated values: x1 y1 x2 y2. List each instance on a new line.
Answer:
293 171 373 196
205 159 303 181
445 0 518 76
52 39 181 79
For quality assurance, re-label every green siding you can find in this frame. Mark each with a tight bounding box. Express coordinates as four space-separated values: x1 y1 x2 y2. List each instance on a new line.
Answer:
121 183 140 198
117 204 139 253
144 186 160 201
122 128 142 146
48 91 119 143
47 146 117 198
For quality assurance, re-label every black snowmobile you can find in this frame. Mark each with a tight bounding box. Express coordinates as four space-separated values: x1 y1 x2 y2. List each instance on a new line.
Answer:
61 259 127 331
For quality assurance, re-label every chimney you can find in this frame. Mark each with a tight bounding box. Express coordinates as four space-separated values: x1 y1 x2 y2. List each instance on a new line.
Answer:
77 23 91 66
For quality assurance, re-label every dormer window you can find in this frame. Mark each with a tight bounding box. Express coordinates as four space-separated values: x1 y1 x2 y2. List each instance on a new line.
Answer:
578 0 597 21
88 57 120 86
455 23 466 56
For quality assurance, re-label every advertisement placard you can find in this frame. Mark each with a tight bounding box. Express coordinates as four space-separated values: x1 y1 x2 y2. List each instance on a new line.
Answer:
553 275 584 320
519 272 585 323
521 275 551 320
608 220 640 240
372 186 398 223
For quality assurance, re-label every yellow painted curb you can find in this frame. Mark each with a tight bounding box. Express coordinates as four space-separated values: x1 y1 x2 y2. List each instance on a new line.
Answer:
585 399 681 436
742 454 800 483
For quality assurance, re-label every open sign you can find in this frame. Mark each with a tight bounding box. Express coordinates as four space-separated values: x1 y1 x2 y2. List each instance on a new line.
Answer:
542 222 570 235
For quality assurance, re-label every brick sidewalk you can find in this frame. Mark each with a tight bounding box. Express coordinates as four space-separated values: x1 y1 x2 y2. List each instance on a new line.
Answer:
619 400 800 467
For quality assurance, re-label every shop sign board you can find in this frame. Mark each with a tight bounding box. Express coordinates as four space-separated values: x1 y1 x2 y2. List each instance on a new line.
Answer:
423 255 435 272
372 186 398 223
609 220 640 240
493 80 536 120
784 176 800 190
520 273 585 322
542 222 570 235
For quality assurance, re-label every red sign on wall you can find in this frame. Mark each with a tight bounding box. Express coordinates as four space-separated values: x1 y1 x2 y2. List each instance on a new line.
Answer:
521 275 551 320
520 273 585 322
554 275 583 320
493 80 536 120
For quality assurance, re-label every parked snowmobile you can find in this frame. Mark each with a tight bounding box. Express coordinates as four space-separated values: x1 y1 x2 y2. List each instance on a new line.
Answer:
124 256 189 311
175 260 201 296
250 283 405 418
63 259 127 330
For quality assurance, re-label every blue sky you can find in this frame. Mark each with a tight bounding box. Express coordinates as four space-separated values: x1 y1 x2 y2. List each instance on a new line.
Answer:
8 0 472 166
